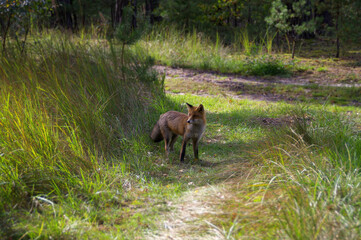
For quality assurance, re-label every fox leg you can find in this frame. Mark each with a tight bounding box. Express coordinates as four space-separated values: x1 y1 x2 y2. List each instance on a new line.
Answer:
192 138 199 160
169 134 178 152
180 137 189 162
161 129 172 157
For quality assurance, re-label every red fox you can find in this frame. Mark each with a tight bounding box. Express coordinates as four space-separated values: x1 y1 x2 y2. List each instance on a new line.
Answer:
151 103 206 162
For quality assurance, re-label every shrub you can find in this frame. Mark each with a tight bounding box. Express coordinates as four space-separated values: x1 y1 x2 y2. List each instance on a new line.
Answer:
245 55 292 76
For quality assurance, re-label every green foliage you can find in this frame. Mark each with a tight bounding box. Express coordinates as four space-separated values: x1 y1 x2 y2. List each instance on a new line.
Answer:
266 0 316 57
266 0 316 36
0 0 52 53
110 6 150 80
318 0 361 47
245 55 291 76
157 0 206 28
113 6 148 46
266 0 289 32
341 0 361 42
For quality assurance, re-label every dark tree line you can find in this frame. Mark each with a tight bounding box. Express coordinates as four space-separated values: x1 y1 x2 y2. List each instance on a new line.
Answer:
51 0 160 30
1 0 360 57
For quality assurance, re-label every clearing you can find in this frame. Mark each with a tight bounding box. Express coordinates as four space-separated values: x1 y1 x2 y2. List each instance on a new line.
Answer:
145 64 361 239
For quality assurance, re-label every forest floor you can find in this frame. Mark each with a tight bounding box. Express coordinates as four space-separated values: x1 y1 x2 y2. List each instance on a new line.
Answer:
145 63 361 239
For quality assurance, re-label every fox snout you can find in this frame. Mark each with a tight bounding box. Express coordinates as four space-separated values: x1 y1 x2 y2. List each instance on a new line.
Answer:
187 119 193 124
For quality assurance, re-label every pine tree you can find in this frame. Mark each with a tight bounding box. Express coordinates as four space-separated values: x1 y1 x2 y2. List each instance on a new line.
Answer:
266 0 316 58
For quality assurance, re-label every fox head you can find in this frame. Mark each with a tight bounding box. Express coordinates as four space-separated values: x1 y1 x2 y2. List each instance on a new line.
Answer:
186 103 206 125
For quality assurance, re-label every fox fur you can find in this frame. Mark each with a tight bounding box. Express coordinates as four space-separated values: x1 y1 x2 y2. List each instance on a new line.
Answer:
151 103 206 162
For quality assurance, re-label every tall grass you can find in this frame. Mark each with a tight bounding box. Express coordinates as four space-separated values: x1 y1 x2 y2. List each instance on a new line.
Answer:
251 107 361 239
239 30 255 56
0 31 169 238
134 25 293 76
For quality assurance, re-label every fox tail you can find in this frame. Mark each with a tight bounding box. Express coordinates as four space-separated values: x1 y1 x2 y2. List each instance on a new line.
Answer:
150 121 163 142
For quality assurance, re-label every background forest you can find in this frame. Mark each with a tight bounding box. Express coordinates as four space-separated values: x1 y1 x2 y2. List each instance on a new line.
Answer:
1 0 361 239
1 0 361 57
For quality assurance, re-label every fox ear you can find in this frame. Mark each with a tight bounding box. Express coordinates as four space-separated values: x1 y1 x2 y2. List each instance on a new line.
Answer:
186 103 193 110
197 104 204 112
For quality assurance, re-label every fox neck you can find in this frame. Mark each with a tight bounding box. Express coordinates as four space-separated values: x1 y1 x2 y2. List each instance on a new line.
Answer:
185 119 206 139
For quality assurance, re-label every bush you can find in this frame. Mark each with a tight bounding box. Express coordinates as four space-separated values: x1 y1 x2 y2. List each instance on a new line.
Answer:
245 55 292 76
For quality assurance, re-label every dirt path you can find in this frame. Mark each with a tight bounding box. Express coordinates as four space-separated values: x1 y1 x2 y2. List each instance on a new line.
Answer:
155 65 361 105
154 65 361 88
144 66 270 240
146 185 230 240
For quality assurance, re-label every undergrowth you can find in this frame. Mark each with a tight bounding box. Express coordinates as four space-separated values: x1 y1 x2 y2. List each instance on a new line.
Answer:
0 32 177 239
270 109 361 239
224 106 361 239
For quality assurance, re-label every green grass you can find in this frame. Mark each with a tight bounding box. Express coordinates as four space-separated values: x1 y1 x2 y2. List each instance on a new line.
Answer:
1 28 361 239
0 31 181 239
133 26 294 76
261 109 361 239
151 94 361 239
316 66 328 72
166 95 361 239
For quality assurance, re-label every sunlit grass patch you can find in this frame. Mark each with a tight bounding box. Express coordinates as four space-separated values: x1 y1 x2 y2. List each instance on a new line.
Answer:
163 93 361 239
0 31 175 239
214 104 361 239
1 28 360 239
134 27 295 76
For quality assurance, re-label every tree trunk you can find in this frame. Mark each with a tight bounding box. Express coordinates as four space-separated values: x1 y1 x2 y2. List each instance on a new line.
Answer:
247 0 251 25
51 0 59 26
55 0 76 29
77 0 85 27
145 0 160 24
132 0 137 29
233 4 238 27
336 36 340 58
292 38 296 59
121 42 126 80
145 0 152 24
335 4 340 58
114 0 130 27
20 20 30 54
1 14 12 55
